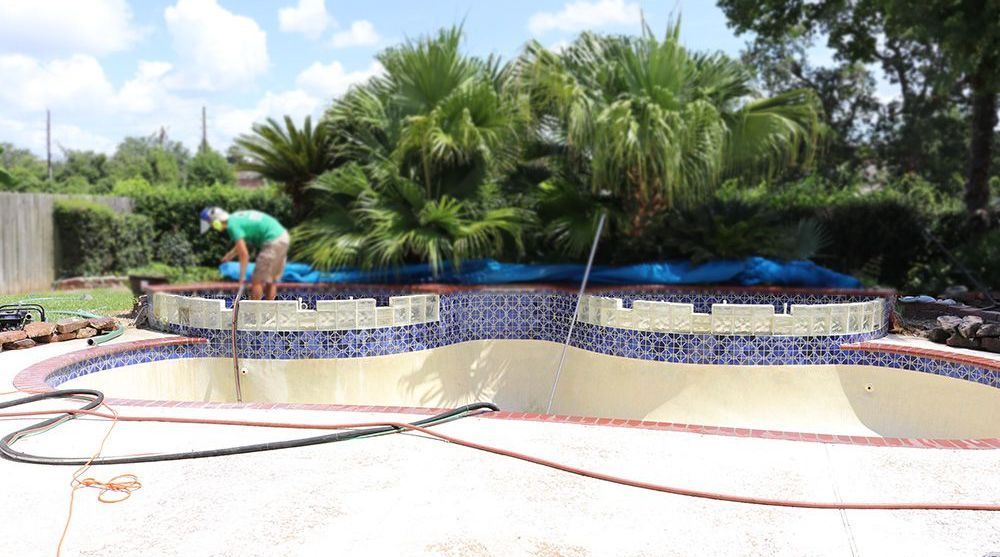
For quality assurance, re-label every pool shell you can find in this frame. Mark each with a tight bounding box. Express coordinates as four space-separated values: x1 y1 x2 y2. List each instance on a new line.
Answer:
14 282 1000 449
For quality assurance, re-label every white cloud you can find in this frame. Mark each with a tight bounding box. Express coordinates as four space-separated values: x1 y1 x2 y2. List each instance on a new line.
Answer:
278 0 333 41
164 0 269 91
0 0 143 57
0 54 116 113
330 20 380 48
296 60 382 97
116 61 175 113
528 0 640 35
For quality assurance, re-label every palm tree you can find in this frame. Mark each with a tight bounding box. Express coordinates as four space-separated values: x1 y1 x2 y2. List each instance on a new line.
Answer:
234 115 336 217
516 19 823 253
294 26 530 273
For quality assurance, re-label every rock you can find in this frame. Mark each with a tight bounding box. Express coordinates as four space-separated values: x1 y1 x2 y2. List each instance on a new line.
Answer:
87 317 117 332
55 317 88 334
981 337 1000 354
0 330 27 344
975 323 1000 338
925 328 950 343
53 332 79 342
34 333 59 343
957 316 984 339
23 321 56 338
75 327 97 339
937 315 963 333
3 338 36 350
946 333 980 349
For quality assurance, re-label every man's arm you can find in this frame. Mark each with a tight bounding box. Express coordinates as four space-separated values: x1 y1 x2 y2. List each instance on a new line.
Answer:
234 240 250 283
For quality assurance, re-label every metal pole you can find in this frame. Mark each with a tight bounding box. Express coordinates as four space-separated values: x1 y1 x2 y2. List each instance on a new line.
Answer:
545 212 606 414
46 110 52 181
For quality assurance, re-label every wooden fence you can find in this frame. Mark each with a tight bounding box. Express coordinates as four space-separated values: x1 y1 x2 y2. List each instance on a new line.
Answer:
0 192 133 295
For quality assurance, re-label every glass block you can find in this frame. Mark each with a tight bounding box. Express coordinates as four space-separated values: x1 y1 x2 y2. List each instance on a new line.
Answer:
616 309 635 329
650 302 670 331
276 302 299 330
410 299 425 323
295 309 319 331
315 305 337 329
236 305 258 330
830 306 848 334
219 309 234 330
847 304 863 333
335 301 357 330
357 299 376 329
577 297 591 323
811 306 831 335
772 314 793 335
426 295 440 322
376 307 394 327
258 303 279 331
391 298 410 325
691 313 711 333
670 304 694 332
631 301 651 330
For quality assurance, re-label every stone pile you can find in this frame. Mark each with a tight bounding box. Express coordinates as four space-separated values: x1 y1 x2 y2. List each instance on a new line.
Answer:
925 315 1000 354
0 317 117 352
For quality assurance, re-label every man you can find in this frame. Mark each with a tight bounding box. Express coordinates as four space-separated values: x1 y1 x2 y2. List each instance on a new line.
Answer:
200 207 290 300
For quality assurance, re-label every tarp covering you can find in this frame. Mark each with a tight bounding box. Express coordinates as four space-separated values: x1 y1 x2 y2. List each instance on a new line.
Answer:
219 257 861 288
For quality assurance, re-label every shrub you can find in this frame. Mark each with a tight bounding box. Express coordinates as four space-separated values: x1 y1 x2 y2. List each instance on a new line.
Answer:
54 199 154 277
127 262 220 283
155 229 197 267
121 182 293 267
186 149 235 187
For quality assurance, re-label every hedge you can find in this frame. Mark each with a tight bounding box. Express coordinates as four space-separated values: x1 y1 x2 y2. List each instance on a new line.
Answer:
54 199 154 277
116 180 293 267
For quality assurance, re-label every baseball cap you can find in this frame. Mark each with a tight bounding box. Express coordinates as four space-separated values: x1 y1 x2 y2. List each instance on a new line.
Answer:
199 206 229 234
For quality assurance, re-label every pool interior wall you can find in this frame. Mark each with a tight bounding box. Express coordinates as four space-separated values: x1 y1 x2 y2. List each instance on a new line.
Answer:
61 339 1000 440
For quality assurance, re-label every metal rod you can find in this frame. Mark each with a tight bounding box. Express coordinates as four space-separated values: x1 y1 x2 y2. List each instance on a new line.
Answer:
545 212 606 415
231 284 246 402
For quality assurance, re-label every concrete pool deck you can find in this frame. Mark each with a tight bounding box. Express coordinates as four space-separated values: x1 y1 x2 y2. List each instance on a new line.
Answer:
1 330 999 556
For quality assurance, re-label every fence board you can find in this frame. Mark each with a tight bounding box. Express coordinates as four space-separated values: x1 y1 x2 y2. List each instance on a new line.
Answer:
0 192 133 295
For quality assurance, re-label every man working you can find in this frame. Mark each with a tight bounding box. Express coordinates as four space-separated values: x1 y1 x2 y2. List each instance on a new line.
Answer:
200 207 290 300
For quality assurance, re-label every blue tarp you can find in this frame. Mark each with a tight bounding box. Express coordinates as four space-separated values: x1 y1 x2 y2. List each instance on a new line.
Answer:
219 257 861 288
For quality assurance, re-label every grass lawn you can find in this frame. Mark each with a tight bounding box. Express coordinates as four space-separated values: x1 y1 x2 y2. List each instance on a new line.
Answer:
0 288 136 318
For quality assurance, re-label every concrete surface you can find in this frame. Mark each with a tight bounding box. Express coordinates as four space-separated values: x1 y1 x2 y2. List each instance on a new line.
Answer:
0 330 999 556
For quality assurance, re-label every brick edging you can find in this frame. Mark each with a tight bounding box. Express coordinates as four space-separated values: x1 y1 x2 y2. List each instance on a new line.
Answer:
15 334 998 451
146 281 896 298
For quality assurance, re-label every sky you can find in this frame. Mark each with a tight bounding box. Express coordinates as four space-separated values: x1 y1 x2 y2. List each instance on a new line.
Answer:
0 0 847 159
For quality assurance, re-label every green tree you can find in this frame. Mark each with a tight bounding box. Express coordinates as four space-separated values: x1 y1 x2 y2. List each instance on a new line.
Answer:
879 0 1000 213
294 26 529 273
0 146 13 187
516 20 822 251
717 0 999 214
186 147 235 187
234 116 335 217
108 135 189 185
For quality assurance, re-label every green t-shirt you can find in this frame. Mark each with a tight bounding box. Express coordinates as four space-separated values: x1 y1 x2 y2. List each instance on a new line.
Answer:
226 210 286 248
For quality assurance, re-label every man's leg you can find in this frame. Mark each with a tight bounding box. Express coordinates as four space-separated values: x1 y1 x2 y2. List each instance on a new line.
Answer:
265 282 278 300
250 280 264 300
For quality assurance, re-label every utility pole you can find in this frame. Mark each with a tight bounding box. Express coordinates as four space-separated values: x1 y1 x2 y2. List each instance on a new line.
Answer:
46 109 52 180
201 105 208 153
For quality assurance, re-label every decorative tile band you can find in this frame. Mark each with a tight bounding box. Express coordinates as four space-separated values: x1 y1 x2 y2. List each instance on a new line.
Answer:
147 287 892 362
578 295 885 336
151 292 440 331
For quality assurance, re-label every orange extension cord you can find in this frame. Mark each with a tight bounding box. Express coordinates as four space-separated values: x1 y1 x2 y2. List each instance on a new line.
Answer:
3 404 1000 512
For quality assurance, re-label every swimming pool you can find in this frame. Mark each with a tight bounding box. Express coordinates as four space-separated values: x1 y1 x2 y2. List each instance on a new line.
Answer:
16 283 1000 445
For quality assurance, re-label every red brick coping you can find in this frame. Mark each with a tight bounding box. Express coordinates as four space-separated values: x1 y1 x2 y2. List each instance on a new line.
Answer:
16 335 1000 450
147 281 896 298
